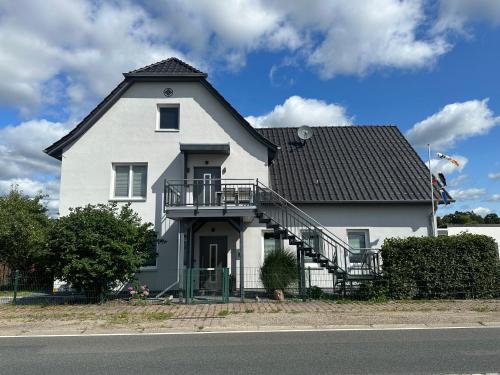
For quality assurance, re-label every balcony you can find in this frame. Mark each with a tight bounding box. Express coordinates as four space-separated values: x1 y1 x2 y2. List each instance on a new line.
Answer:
164 179 258 218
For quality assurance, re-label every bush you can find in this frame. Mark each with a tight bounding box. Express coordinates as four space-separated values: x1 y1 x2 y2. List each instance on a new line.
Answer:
260 248 297 295
48 203 158 300
308 285 324 299
381 233 500 299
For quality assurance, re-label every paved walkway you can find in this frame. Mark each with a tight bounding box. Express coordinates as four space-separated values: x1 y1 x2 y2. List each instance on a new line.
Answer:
1 299 500 336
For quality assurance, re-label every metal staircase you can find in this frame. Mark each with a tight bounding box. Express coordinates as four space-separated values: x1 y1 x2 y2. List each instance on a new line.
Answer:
255 181 381 295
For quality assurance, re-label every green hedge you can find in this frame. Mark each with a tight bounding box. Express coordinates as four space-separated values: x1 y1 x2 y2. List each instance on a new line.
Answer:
380 233 500 299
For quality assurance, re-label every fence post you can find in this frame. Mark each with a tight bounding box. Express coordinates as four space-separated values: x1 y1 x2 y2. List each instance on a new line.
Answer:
307 266 311 300
13 269 19 304
223 268 229 304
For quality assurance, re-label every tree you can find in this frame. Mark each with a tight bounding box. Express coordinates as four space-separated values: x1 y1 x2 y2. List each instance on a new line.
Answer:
437 211 485 228
48 203 157 299
484 213 500 224
0 188 50 271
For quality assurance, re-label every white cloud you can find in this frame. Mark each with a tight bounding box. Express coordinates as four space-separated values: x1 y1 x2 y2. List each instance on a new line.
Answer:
488 194 500 202
434 0 500 34
472 206 492 217
0 119 70 180
0 0 184 116
0 178 60 217
302 0 449 78
488 172 500 180
245 96 352 128
0 0 465 116
429 155 468 175
0 119 69 216
449 174 468 187
406 99 500 149
449 188 486 201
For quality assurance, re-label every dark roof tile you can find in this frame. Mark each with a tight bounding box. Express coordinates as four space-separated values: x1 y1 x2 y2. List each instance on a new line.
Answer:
126 57 207 77
257 126 438 203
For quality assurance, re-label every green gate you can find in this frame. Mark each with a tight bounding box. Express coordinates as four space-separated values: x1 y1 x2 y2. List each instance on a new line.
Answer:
184 267 229 304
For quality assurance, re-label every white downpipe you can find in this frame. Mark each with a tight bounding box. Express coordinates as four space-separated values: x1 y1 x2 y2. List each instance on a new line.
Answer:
428 144 436 237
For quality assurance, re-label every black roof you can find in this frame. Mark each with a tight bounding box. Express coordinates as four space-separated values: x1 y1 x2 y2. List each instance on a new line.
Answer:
125 57 207 77
257 126 441 204
45 58 276 160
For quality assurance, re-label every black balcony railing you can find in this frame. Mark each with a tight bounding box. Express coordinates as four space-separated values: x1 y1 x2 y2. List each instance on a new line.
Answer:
164 179 257 208
163 178 382 281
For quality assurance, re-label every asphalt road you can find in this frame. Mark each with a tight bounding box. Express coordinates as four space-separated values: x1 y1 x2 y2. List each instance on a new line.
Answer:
1 328 500 375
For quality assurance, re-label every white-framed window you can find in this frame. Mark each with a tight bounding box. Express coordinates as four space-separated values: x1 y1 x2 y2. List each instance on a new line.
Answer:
156 104 179 131
263 231 282 260
112 163 147 200
141 243 158 270
301 229 322 262
347 229 369 263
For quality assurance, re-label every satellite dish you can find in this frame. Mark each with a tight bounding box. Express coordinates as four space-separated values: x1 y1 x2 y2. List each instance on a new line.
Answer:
298 125 313 141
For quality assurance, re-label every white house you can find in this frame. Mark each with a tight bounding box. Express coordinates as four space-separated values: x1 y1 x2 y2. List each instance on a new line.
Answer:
45 58 439 299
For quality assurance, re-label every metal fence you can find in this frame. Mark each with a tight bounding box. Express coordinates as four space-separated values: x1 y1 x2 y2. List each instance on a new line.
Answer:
1 267 498 305
0 270 134 305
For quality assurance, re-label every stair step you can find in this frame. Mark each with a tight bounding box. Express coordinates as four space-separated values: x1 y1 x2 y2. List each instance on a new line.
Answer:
267 223 280 229
258 218 271 224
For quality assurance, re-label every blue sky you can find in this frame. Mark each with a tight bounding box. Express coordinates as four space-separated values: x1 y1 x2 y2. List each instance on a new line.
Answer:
0 0 499 216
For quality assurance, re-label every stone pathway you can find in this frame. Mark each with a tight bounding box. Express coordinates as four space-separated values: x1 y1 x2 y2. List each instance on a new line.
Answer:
1 299 499 335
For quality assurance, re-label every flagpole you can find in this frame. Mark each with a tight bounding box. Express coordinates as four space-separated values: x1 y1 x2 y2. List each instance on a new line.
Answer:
428 144 436 237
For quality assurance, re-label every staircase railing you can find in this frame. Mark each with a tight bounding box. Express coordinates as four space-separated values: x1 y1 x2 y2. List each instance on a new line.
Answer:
255 181 381 278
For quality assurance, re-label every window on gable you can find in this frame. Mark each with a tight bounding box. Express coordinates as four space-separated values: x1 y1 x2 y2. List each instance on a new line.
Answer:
159 107 179 130
113 164 147 199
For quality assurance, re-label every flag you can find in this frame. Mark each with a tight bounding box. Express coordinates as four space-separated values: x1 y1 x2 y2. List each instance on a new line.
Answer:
432 176 443 190
438 173 447 187
432 175 450 205
436 152 460 167
440 190 449 205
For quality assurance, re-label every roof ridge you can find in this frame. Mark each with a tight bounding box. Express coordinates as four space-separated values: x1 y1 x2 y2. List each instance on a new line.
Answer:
169 57 204 74
127 57 206 75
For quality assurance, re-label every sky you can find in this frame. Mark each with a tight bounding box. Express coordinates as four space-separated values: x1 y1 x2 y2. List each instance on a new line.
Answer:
0 0 499 217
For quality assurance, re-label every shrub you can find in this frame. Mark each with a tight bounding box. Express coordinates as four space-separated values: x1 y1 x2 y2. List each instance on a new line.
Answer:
48 203 158 300
381 233 500 299
260 248 298 295
307 285 324 299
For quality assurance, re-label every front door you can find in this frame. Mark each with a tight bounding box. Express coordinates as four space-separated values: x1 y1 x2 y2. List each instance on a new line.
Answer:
199 236 227 292
193 167 221 206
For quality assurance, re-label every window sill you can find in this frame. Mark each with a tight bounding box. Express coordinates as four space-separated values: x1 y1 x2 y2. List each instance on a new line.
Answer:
108 198 147 202
139 266 157 272
155 129 179 132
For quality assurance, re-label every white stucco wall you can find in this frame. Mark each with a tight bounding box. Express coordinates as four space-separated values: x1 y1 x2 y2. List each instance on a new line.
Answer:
58 80 270 291
297 204 432 248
